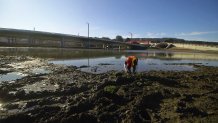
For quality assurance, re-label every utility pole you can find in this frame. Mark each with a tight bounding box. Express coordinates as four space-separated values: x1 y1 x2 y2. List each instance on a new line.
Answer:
87 22 90 48
87 22 90 66
129 32 133 39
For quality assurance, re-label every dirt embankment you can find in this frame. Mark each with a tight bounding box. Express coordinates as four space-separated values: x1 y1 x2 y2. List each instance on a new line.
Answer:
0 55 218 123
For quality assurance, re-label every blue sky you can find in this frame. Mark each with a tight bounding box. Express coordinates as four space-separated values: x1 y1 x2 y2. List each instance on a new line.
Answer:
0 0 218 42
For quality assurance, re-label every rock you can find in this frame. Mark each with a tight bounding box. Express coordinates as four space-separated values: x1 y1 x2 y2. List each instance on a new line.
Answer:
15 90 26 98
115 76 134 85
69 65 78 70
25 100 39 108
155 42 168 48
177 107 208 117
115 72 123 77
98 112 118 123
182 94 194 102
4 103 19 110
0 114 33 123
116 87 126 97
140 91 164 110
61 113 97 123
95 97 112 106
166 43 175 49
98 63 114 66
97 81 114 90
0 87 10 99
78 113 97 123
79 65 89 68
131 109 152 123
178 101 186 108
67 100 93 114
136 82 143 86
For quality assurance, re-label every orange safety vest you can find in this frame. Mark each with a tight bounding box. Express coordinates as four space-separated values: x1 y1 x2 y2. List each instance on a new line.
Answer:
125 56 138 67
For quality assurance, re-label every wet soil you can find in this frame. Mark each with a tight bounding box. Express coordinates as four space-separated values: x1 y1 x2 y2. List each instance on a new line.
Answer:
0 55 218 123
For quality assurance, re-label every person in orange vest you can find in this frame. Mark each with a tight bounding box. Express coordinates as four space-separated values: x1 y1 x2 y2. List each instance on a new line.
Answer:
124 56 138 74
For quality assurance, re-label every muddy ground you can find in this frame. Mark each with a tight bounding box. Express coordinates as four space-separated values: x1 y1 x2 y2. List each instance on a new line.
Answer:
0 55 217 123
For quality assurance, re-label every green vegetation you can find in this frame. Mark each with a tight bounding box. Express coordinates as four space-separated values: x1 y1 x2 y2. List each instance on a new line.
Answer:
104 85 117 94
125 38 131 42
115 35 124 42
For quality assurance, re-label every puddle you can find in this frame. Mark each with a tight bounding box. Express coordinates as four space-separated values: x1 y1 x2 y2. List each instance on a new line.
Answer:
48 49 218 74
9 91 17 95
56 57 197 74
0 68 50 83
0 72 27 82
0 103 3 110
31 68 51 75
8 59 43 69
0 68 9 71
22 80 59 93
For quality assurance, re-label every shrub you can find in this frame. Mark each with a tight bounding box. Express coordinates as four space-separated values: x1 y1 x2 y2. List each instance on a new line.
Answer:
104 85 117 94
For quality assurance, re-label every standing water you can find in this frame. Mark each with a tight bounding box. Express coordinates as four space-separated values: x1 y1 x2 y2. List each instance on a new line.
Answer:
0 72 27 82
1 47 218 74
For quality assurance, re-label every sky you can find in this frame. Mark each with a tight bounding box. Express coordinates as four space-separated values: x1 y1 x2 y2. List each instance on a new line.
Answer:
0 0 218 42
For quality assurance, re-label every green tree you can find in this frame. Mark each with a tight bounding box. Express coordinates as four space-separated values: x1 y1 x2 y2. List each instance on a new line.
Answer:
115 35 123 42
125 38 131 42
164 38 174 43
102 37 111 40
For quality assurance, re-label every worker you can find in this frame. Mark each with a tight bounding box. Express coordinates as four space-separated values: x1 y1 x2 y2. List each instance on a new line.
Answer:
124 56 138 74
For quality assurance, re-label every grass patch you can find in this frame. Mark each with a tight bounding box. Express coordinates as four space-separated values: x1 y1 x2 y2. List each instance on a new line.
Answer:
104 85 118 94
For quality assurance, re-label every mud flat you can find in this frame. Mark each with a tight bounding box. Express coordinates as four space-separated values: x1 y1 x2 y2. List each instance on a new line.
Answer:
0 55 218 123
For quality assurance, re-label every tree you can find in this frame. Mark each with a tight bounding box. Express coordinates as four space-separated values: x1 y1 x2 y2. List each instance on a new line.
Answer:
125 38 131 42
164 38 174 43
101 37 111 40
115 35 123 42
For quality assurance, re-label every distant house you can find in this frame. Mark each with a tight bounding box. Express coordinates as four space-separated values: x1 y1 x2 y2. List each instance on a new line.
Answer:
127 40 151 45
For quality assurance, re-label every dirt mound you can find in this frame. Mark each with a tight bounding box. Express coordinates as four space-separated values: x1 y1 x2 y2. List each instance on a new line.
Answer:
0 56 218 122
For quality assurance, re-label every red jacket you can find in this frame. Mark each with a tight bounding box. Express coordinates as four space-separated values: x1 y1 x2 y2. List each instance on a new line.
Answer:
125 56 138 68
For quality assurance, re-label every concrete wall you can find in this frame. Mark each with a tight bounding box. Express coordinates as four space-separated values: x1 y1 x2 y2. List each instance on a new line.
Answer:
0 35 131 49
174 43 218 51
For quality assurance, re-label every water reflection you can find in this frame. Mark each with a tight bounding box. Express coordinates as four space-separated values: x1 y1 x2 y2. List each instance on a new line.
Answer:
75 57 197 73
1 47 218 60
0 72 27 82
31 68 51 75
1 47 218 73
0 47 123 59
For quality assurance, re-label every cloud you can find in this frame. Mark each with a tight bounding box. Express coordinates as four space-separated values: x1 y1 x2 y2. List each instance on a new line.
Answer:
175 31 218 36
175 36 207 41
121 33 142 38
145 32 166 38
